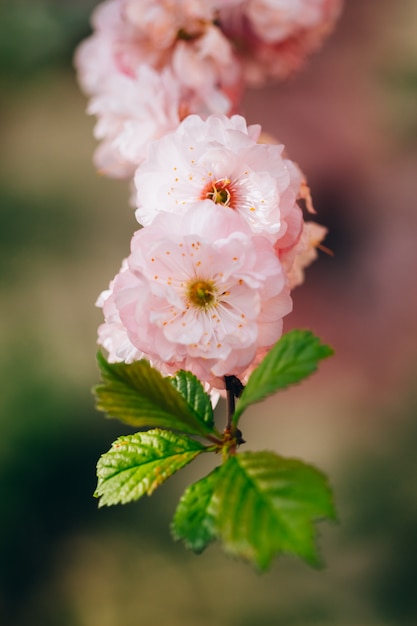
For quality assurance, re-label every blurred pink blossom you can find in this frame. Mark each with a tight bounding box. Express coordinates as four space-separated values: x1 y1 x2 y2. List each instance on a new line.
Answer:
74 0 242 177
87 66 181 178
218 0 343 84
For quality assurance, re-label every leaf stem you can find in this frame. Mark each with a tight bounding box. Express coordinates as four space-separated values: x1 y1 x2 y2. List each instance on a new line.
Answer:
206 433 224 446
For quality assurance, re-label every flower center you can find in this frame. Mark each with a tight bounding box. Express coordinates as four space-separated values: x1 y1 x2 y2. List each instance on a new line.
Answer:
187 279 217 309
203 178 233 207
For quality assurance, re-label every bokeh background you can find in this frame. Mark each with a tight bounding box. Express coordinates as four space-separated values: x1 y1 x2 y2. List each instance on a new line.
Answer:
1 0 417 624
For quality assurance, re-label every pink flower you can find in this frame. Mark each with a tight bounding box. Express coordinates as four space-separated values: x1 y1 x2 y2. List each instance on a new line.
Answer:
135 114 302 244
123 0 217 49
74 0 126 95
74 0 242 177
280 221 328 289
96 260 144 364
245 0 340 43
218 0 343 85
88 66 181 178
171 25 243 116
98 202 292 387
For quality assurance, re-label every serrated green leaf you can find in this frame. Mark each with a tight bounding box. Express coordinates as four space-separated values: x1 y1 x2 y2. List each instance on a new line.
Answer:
171 467 221 553
233 330 333 424
170 370 215 431
95 353 215 437
210 451 336 570
95 429 206 507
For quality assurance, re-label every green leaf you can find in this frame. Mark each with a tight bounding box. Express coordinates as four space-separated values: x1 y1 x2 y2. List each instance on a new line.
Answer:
95 353 215 437
95 429 206 507
171 467 220 553
210 451 336 570
170 370 215 431
233 330 333 424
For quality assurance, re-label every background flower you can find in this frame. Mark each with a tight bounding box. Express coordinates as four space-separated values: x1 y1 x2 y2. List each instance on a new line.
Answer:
218 0 343 84
74 0 242 177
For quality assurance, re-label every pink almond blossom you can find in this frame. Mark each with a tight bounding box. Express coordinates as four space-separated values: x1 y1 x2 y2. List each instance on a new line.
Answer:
74 0 242 177
135 114 303 246
280 221 328 289
97 202 292 388
218 0 343 85
96 260 144 364
87 66 181 178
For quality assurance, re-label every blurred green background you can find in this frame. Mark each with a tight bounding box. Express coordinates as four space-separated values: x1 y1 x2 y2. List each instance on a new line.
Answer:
1 0 417 624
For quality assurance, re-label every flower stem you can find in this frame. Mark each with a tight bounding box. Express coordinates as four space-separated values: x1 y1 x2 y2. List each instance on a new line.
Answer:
223 376 245 454
225 376 236 432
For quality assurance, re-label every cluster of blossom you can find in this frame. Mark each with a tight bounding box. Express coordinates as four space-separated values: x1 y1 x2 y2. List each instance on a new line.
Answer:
96 114 327 390
75 0 342 178
75 0 338 393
